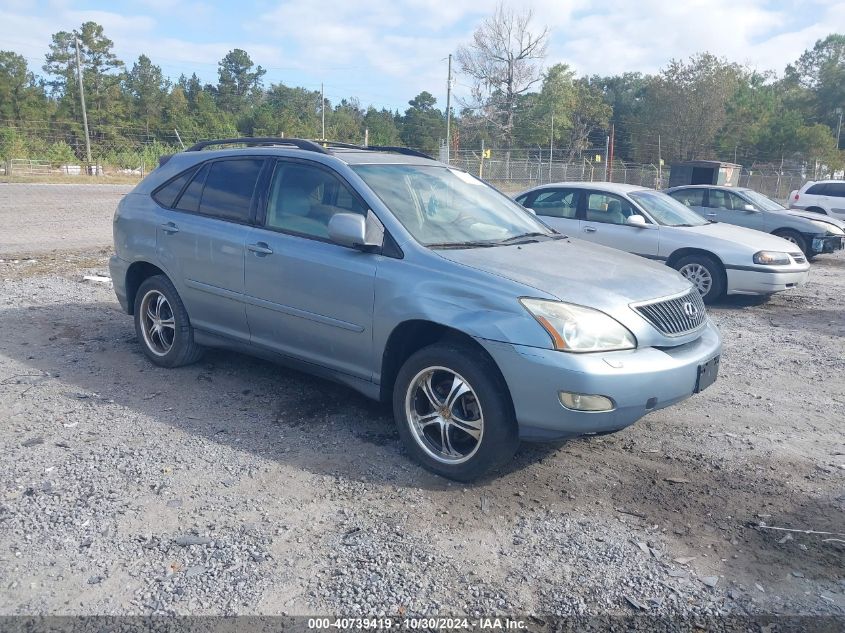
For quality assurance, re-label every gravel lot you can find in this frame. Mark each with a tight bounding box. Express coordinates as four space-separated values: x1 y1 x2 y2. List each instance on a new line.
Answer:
0 184 843 619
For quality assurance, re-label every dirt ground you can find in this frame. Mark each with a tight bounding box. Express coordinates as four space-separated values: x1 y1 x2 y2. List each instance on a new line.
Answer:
0 184 843 620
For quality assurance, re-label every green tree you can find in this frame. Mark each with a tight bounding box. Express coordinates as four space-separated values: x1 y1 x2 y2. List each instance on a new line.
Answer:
0 51 48 122
216 49 265 114
400 91 445 152
363 107 401 145
125 55 169 133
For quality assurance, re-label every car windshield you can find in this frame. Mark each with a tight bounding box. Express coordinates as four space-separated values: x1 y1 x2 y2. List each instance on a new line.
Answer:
741 189 785 211
630 190 709 227
352 164 555 247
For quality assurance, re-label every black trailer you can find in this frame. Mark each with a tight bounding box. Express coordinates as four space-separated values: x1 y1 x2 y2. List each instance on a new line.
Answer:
668 160 741 188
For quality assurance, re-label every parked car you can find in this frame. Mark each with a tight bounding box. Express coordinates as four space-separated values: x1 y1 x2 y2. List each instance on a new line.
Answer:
789 180 845 219
665 185 845 258
111 139 722 481
515 182 809 304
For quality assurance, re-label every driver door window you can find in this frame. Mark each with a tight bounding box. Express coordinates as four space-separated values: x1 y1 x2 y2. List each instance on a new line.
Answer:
265 162 366 239
529 189 579 219
584 193 640 225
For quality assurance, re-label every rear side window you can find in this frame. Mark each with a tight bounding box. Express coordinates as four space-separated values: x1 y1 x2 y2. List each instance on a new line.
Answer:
199 159 264 222
152 166 198 208
669 188 705 207
828 183 845 197
806 183 827 195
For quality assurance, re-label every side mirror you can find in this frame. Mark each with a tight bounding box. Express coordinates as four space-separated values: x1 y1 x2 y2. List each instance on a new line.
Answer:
742 204 757 212
328 211 384 251
626 214 648 227
525 206 537 215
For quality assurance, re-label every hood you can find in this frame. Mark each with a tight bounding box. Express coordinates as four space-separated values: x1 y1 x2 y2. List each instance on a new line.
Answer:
785 209 845 230
435 237 692 311
679 222 800 251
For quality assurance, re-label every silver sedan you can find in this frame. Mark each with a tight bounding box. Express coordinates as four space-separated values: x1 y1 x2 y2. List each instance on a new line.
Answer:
516 182 810 303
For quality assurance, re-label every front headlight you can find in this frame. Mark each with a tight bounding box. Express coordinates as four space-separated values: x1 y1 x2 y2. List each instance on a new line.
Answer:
810 220 845 236
520 298 636 352
753 251 791 265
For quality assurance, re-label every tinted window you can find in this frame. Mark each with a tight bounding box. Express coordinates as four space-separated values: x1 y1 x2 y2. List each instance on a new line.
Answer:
152 166 197 208
175 163 209 212
266 162 366 239
530 189 579 219
584 192 639 225
806 183 827 195
707 189 733 209
827 183 845 197
669 188 705 207
514 193 529 205
198 159 264 222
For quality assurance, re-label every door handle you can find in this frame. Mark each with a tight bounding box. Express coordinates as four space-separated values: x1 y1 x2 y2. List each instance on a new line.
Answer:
583 226 597 233
247 242 273 255
159 222 179 234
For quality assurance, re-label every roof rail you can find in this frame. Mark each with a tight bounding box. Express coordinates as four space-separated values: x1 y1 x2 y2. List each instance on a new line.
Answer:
185 137 329 154
318 141 433 160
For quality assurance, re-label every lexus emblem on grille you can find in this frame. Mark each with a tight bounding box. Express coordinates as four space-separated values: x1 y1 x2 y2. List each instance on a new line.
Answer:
682 301 699 318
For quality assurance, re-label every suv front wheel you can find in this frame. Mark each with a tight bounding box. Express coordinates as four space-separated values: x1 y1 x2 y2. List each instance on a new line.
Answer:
393 342 518 481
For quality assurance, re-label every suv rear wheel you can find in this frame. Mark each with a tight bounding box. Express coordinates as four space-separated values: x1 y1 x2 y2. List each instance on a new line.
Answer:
393 342 518 481
134 275 203 368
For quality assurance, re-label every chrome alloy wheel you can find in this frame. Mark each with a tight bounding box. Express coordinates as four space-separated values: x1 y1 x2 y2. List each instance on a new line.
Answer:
139 289 176 356
781 234 800 245
404 366 484 464
678 263 713 297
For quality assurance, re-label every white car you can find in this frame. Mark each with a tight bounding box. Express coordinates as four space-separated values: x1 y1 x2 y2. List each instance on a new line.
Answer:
789 180 845 219
515 182 810 303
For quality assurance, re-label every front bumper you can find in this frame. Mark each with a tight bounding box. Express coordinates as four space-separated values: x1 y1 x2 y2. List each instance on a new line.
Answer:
725 266 809 295
811 235 844 254
477 320 722 441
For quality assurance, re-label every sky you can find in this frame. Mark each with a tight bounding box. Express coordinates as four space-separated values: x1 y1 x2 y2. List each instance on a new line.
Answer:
2 0 844 111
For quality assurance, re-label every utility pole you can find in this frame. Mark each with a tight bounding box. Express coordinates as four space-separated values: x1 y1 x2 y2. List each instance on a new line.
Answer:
548 113 553 181
836 107 843 150
608 124 615 181
364 128 369 147
657 134 662 187
445 54 452 164
603 135 609 181
74 37 93 170
321 83 325 140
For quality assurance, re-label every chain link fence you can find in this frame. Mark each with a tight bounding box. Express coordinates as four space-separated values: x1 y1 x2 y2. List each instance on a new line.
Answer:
0 125 822 203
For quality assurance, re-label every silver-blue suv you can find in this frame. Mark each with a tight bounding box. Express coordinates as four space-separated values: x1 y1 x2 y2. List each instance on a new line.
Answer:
110 138 722 480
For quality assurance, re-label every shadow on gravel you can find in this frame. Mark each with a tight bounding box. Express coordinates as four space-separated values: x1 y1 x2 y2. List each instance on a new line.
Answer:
0 300 565 489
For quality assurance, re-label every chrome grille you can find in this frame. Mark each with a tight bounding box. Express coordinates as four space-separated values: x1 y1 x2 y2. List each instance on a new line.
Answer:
789 251 806 264
634 289 707 337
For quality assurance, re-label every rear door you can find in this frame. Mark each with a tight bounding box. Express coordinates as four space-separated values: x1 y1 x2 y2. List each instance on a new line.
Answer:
668 187 708 218
155 157 265 342
243 159 378 381
579 190 660 257
519 188 581 235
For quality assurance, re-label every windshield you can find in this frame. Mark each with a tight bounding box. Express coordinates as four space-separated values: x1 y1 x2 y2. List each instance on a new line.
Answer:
352 164 554 247
741 189 785 211
630 190 709 227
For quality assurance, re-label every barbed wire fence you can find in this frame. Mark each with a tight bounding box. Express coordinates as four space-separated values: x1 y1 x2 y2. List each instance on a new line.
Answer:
0 123 823 201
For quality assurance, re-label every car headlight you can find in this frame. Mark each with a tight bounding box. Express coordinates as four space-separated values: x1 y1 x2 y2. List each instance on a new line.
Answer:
520 298 636 352
753 251 791 265
810 220 845 236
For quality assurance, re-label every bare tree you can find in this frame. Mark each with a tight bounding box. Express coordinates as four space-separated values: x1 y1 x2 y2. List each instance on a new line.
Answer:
456 4 548 148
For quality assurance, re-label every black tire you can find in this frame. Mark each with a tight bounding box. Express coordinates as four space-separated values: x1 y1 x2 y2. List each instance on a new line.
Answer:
392 341 519 481
133 275 203 368
671 254 725 304
773 229 808 256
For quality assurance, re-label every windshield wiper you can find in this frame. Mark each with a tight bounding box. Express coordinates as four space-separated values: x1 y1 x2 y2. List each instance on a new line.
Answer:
498 232 560 244
427 241 500 249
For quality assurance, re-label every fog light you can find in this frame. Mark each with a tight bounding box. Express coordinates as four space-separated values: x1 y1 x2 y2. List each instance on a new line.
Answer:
559 392 614 412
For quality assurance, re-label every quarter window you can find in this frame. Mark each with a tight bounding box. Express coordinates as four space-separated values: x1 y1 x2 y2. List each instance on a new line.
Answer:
198 159 264 222
175 163 209 213
152 166 198 208
266 162 366 239
827 183 845 198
